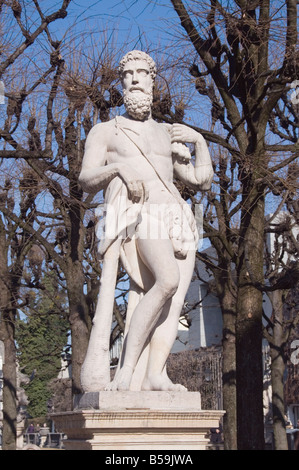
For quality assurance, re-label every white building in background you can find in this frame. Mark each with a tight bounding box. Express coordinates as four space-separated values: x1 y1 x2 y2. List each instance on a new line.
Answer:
175 211 299 350
57 353 72 380
186 274 223 350
173 247 223 353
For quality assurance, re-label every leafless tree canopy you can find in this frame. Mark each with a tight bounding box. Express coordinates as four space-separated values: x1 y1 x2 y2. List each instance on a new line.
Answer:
0 0 298 451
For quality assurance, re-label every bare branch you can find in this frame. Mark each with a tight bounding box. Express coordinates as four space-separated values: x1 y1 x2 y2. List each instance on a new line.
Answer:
0 0 71 77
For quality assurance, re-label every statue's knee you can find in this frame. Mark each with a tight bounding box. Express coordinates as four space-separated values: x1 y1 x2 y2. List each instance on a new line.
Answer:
157 271 180 299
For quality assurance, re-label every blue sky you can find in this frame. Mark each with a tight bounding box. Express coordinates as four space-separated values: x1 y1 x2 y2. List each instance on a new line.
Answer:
47 0 175 53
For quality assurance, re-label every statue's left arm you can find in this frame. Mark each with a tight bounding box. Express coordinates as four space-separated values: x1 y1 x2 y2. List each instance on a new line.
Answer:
170 123 214 191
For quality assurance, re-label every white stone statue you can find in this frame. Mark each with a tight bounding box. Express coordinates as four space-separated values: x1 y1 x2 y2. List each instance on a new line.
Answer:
79 50 214 393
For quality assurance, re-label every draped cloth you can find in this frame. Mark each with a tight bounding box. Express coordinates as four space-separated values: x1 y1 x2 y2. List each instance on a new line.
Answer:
95 176 152 290
95 119 199 291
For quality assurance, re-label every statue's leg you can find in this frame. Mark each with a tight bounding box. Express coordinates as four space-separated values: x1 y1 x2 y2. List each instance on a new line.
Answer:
141 249 196 391
106 232 180 391
80 239 121 392
115 284 150 391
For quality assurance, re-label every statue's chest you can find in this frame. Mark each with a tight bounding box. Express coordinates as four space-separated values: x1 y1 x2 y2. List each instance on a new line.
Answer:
109 123 170 158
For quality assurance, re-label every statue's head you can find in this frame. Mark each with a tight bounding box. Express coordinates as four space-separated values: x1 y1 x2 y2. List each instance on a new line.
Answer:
118 50 156 120
118 50 157 81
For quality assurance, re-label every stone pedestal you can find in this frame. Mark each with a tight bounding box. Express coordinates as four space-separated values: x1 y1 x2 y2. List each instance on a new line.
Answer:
52 391 224 450
16 421 26 450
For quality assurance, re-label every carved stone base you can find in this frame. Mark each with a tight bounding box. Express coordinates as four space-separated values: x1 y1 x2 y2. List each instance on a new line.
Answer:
73 390 202 411
52 391 224 450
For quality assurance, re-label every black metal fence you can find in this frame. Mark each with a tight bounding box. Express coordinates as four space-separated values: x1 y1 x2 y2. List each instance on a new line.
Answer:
23 432 65 449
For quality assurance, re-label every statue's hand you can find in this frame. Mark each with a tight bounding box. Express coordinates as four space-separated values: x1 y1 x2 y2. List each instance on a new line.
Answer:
170 123 203 145
171 142 192 163
119 166 148 203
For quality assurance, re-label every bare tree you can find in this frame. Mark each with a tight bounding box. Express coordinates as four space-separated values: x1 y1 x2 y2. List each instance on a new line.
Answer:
262 194 299 449
0 1 72 449
151 0 298 449
0 167 42 449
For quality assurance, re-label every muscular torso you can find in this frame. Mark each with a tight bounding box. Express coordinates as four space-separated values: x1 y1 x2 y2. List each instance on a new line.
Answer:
105 116 174 204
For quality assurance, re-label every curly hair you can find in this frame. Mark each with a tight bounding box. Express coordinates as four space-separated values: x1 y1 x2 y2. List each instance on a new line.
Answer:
118 50 157 80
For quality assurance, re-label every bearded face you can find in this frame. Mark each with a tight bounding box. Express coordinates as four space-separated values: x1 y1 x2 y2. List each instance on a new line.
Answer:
123 88 153 121
120 58 154 121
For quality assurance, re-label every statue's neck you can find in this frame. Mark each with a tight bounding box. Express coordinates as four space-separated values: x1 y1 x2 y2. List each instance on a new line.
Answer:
123 110 152 122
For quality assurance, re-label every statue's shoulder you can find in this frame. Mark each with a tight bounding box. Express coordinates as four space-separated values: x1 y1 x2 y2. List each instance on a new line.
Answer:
160 122 172 131
87 119 116 142
156 121 172 138
90 119 116 134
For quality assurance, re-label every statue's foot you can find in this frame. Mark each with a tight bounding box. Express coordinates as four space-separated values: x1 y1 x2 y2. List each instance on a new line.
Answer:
82 381 109 393
105 365 133 391
81 370 110 393
142 374 187 392
80 355 110 393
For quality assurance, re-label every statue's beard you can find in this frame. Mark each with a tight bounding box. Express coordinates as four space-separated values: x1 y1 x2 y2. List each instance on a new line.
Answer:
123 89 153 120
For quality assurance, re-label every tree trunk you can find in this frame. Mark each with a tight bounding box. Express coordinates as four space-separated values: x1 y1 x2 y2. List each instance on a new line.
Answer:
215 264 237 450
271 349 288 450
221 293 237 450
0 227 17 450
269 290 288 450
69 301 90 396
1 309 17 450
236 185 265 450
66 261 91 396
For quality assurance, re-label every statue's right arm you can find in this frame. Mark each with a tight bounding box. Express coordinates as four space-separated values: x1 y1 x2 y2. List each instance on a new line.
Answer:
78 123 122 194
78 123 146 203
